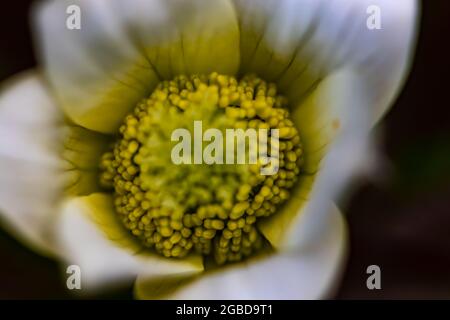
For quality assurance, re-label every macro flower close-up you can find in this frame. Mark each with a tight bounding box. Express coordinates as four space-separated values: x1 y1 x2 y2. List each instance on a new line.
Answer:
0 0 419 300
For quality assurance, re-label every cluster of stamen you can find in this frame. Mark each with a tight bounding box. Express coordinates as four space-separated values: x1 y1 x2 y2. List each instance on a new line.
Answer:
100 73 303 264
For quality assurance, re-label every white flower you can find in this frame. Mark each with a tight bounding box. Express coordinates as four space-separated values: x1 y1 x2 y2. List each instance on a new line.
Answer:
0 0 418 299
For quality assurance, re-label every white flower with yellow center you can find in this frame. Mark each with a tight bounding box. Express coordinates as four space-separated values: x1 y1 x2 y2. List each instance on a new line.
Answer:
0 0 418 299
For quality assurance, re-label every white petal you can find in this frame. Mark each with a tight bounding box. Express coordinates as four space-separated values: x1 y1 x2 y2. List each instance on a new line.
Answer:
234 0 418 249
62 125 111 196
33 0 240 134
0 71 64 255
234 0 418 121
259 70 373 249
135 205 347 299
56 193 203 291
284 72 376 249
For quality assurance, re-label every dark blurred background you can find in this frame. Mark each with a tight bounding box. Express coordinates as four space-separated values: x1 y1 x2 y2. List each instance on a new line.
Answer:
0 0 449 299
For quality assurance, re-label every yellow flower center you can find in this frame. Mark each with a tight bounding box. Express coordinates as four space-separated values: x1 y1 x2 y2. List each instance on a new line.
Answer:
99 73 303 264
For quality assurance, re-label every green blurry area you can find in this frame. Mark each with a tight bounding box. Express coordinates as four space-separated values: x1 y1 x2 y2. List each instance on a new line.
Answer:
392 134 450 197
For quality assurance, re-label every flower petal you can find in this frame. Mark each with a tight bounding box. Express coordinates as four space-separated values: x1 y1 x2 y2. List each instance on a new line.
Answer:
135 205 347 299
56 193 203 290
33 0 240 134
259 70 373 249
234 0 418 249
0 71 64 255
234 0 418 121
62 124 111 196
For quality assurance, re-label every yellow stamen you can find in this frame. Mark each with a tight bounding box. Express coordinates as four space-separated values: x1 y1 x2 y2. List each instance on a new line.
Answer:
99 73 304 264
